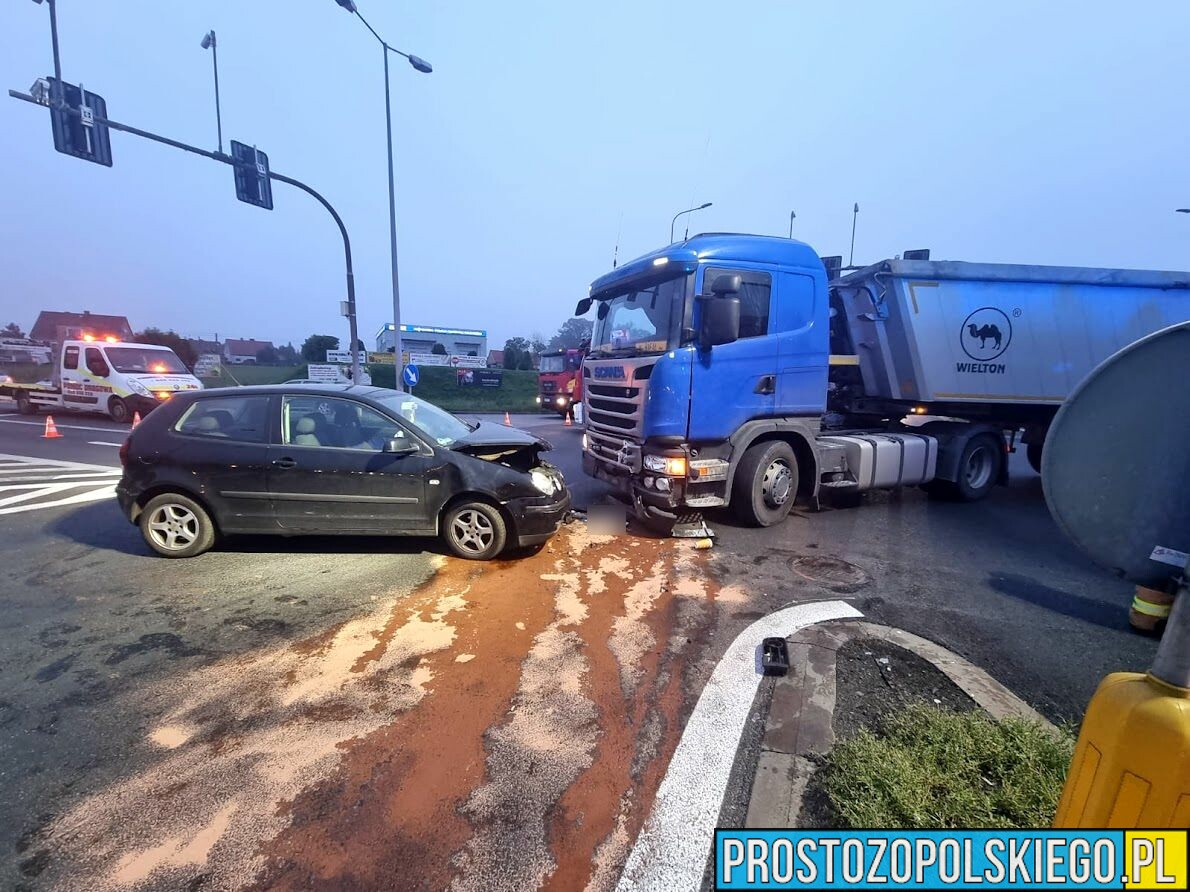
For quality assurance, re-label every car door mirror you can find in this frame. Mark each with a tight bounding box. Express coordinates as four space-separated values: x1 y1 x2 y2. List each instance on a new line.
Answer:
697 294 740 350
383 437 419 455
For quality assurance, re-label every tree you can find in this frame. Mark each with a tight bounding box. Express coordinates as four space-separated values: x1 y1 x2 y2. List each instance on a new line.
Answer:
136 328 197 368
529 331 547 355
276 343 299 364
502 337 529 370
256 345 279 364
2 322 24 339
431 342 447 355
548 317 594 351
518 351 534 371
301 334 339 363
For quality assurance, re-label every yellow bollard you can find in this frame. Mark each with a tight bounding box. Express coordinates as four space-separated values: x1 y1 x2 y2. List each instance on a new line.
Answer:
1054 571 1190 828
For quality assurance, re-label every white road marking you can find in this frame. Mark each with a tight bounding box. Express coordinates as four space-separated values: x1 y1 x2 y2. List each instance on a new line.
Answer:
615 599 863 892
0 453 122 515
88 441 124 447
0 417 127 434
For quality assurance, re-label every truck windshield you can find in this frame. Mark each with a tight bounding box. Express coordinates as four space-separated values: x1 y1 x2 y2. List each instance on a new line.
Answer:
539 355 565 373
590 274 688 357
105 347 189 374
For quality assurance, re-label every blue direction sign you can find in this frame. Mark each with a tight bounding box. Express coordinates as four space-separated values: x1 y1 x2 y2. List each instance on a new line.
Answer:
402 364 420 388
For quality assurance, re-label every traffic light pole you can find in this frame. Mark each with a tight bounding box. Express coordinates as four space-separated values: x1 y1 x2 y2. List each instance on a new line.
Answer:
8 88 361 383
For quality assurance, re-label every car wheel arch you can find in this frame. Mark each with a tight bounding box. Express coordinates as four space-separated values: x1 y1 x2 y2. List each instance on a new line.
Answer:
132 484 219 531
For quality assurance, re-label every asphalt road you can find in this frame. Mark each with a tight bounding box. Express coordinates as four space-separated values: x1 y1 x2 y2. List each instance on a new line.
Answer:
0 404 1159 890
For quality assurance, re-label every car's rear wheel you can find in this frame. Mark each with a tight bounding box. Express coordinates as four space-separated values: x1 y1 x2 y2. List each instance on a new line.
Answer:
139 493 217 558
16 392 34 415
108 396 131 423
443 501 507 560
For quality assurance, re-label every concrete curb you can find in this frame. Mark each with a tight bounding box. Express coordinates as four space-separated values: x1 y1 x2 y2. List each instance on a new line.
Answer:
744 620 1057 828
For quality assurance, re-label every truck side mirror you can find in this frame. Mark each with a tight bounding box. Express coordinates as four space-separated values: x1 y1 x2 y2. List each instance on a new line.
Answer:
697 295 740 350
574 297 593 316
711 274 742 296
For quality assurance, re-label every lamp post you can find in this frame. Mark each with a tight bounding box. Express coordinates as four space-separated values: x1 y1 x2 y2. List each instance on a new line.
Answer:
788 210 796 239
200 31 222 153
333 0 431 390
670 202 711 244
849 202 860 267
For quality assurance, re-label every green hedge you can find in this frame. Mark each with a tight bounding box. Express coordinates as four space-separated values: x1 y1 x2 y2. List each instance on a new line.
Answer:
201 363 542 412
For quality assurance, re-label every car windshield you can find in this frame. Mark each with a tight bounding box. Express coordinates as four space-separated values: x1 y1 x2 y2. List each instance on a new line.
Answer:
590 274 688 357
105 347 188 374
539 354 565 373
374 391 472 446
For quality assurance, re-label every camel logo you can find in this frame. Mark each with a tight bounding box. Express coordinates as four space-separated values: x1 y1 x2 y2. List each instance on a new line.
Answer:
960 307 1012 361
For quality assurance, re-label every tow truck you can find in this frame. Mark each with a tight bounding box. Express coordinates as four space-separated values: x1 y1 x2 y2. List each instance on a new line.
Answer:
0 335 202 423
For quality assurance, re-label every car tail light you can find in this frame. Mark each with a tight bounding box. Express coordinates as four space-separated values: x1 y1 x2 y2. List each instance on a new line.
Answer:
119 437 130 467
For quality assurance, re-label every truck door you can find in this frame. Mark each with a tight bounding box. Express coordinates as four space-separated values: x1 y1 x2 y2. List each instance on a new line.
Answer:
61 345 109 410
774 271 828 415
687 265 776 441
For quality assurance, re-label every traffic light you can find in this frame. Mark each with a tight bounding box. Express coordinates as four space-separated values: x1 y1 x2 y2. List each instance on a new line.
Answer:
230 140 273 210
46 78 113 167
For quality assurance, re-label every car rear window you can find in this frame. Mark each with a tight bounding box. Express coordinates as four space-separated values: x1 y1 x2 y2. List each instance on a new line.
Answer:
176 395 270 443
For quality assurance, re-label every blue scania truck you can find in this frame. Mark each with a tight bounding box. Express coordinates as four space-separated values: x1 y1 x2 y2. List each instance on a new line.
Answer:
576 233 1190 532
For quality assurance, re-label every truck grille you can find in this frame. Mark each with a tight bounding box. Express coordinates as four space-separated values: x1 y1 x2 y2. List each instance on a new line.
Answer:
583 364 652 468
541 380 556 393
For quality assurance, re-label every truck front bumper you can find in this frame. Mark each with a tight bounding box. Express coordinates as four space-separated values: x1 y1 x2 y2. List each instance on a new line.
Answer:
582 451 683 520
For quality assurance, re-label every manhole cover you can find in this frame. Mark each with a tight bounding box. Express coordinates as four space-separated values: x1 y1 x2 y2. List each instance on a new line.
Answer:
789 555 872 592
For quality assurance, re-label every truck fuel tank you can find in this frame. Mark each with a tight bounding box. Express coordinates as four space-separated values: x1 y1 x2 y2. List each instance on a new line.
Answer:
817 432 937 491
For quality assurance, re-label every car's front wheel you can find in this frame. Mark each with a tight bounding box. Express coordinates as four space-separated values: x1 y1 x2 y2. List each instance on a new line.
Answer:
139 493 217 558
108 396 131 423
443 501 507 560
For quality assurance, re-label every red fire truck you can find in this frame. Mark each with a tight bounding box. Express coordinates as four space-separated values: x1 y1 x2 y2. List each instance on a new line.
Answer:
536 346 585 417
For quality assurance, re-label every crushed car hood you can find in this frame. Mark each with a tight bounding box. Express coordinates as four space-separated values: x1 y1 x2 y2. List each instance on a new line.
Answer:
451 422 552 471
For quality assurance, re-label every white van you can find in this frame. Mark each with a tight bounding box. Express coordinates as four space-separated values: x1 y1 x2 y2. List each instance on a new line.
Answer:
1 338 203 422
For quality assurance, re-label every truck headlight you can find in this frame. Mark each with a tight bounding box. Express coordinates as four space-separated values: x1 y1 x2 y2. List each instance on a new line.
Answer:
530 467 559 495
127 379 151 397
643 455 687 476
535 396 541 404
556 396 567 407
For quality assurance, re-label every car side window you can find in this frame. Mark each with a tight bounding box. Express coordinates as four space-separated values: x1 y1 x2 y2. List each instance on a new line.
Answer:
704 267 773 339
63 346 79 370
84 347 109 377
176 395 271 443
282 396 403 451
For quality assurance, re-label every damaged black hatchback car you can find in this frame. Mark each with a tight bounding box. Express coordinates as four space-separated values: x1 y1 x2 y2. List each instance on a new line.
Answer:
116 385 570 560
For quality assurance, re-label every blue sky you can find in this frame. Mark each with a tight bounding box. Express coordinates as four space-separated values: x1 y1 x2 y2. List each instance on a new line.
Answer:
2 1 1189 352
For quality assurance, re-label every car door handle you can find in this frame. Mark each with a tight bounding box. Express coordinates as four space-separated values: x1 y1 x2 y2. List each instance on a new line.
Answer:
754 374 776 395
272 457 298 469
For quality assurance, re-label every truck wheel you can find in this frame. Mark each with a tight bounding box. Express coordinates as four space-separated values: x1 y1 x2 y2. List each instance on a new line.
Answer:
1026 442 1044 475
928 434 1003 502
443 501 507 560
732 441 799 527
108 396 131 423
16 392 35 415
139 493 217 558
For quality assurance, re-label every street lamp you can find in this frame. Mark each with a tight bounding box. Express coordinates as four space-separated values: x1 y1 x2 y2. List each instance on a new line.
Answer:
788 210 796 239
670 202 712 244
200 30 222 153
333 0 431 389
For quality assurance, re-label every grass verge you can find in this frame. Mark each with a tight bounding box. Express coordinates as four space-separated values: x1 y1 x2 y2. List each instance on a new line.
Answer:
821 703 1074 828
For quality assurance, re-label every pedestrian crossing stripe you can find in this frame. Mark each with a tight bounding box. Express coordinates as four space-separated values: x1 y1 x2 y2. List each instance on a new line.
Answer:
0 453 120 516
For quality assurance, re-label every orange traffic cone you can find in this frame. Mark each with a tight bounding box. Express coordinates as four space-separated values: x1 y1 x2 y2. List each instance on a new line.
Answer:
42 416 62 439
131 411 142 428
504 412 512 426
564 413 573 427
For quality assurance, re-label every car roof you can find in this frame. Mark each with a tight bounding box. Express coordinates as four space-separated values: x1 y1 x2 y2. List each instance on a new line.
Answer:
190 383 393 399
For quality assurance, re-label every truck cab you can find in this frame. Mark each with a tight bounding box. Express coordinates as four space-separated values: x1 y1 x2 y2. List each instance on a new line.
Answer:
536 346 586 416
578 234 829 528
11 337 202 422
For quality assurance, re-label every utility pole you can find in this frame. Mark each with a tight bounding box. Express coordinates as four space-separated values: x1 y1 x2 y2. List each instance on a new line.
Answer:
849 202 860 267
